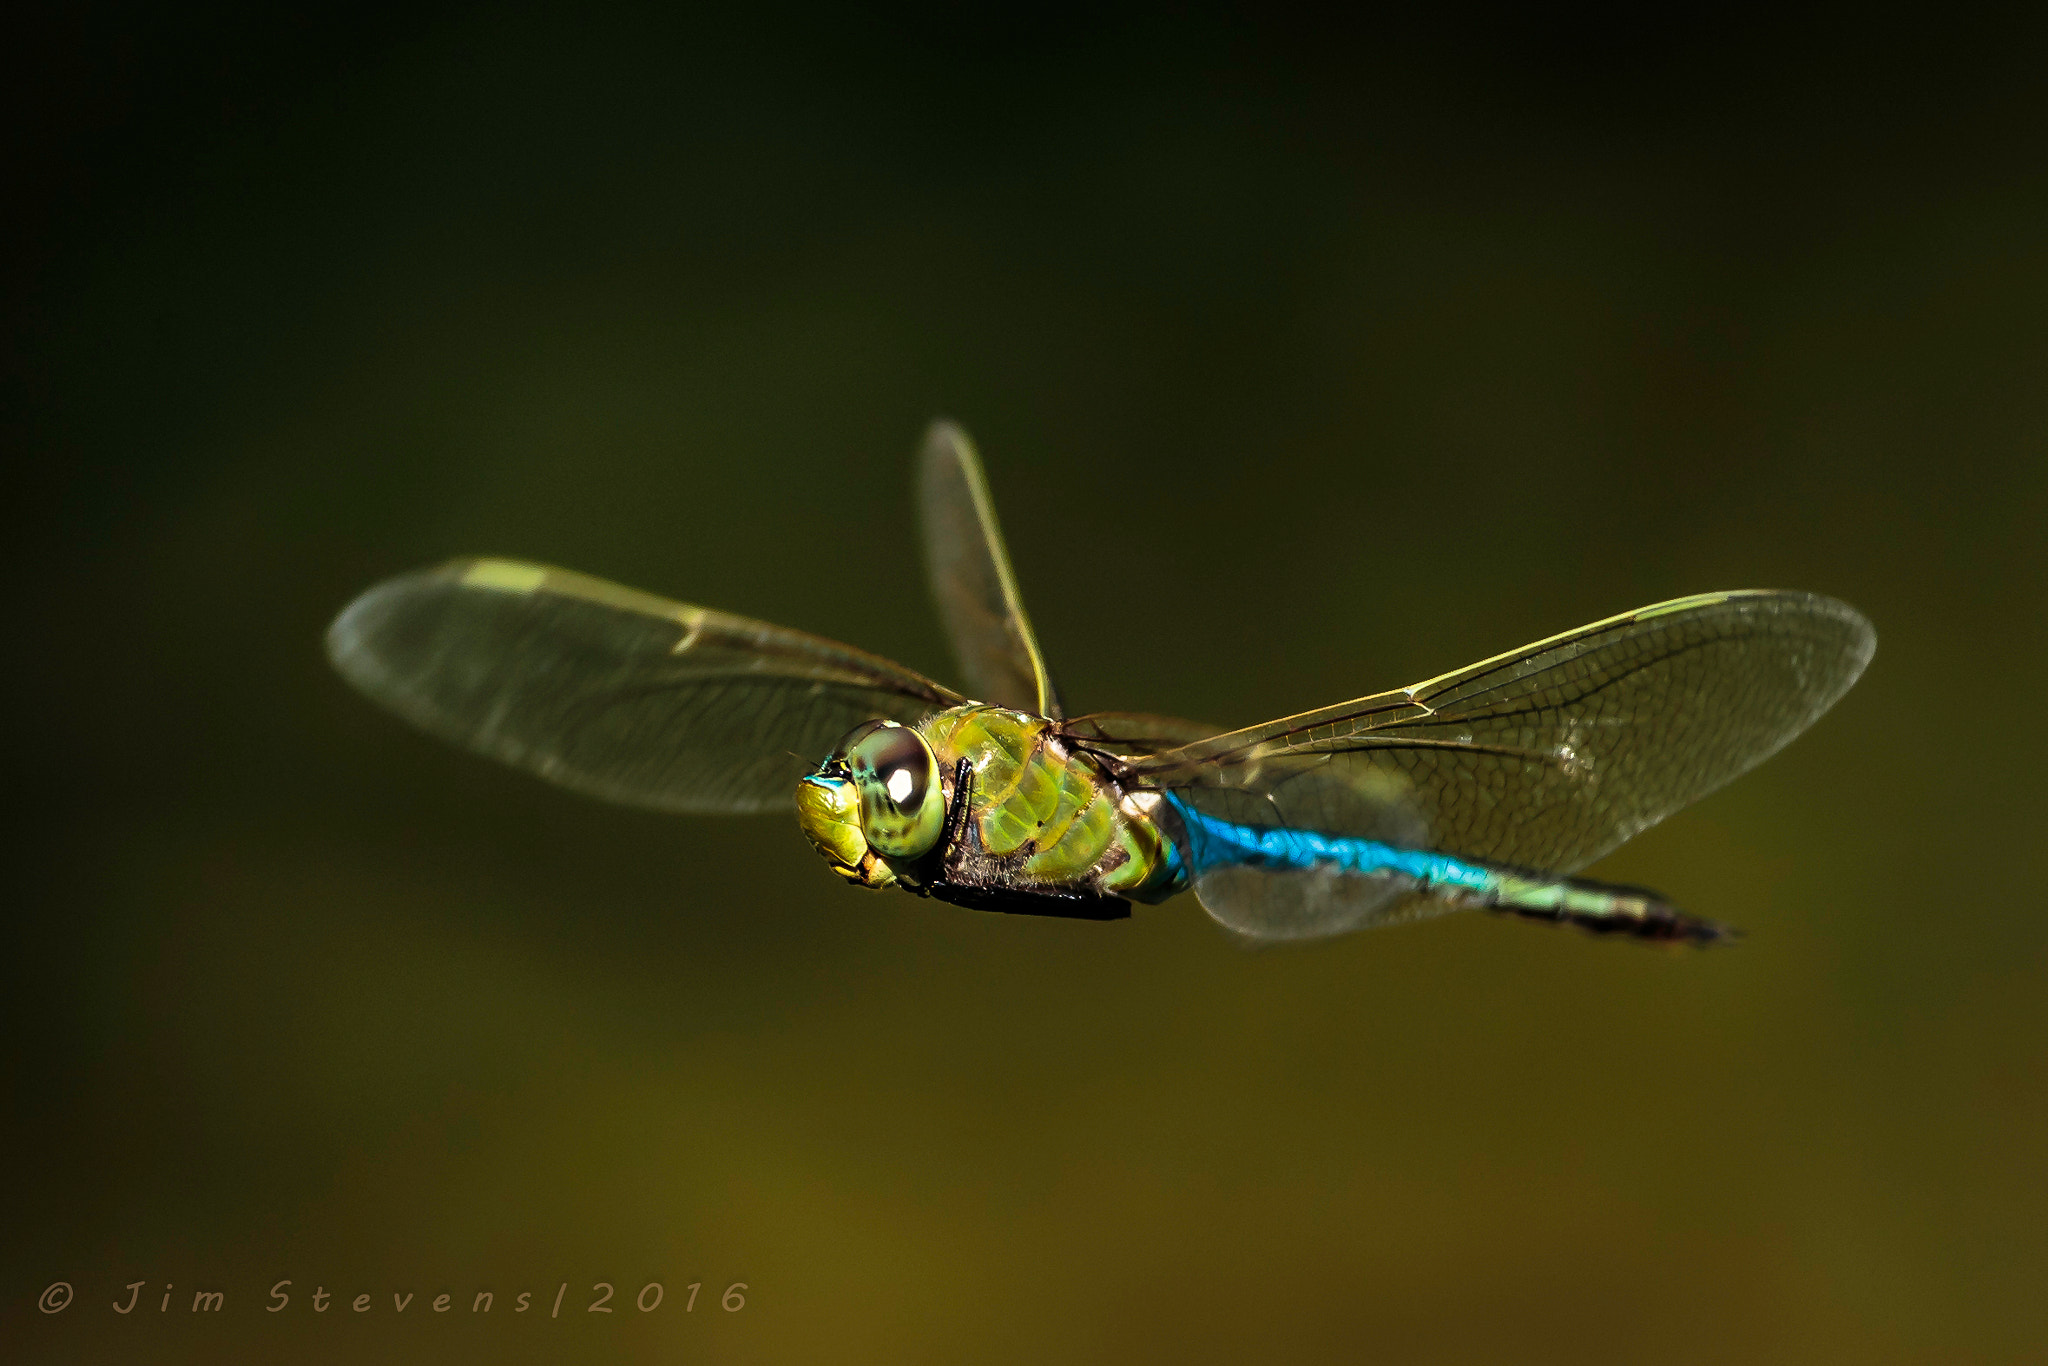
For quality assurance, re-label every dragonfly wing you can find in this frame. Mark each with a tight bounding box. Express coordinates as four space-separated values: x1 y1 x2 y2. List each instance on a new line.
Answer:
1166 765 1441 940
1127 591 1875 940
328 558 964 814
1187 868 1445 942
1059 710 1222 757
918 420 1061 716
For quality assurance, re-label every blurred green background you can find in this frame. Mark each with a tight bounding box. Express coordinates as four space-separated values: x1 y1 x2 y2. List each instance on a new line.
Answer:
5 8 2046 1363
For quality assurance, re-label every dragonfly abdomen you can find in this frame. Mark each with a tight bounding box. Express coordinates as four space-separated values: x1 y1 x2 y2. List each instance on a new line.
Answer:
1166 798 1727 943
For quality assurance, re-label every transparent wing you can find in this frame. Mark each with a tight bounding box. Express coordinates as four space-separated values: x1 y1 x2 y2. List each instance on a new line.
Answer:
328 558 964 814
918 420 1061 717
1060 711 1223 757
1161 767 1442 941
1123 591 1876 939
1176 868 1450 943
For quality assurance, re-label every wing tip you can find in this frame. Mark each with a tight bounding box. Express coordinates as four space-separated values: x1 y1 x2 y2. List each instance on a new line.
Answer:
323 576 393 678
1773 589 1879 704
919 417 974 464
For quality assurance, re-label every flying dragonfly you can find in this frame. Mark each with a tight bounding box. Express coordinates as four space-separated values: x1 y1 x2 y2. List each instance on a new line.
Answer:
328 422 1874 945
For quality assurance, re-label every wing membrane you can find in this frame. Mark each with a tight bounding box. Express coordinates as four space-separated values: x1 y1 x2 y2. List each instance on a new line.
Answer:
1182 868 1449 943
328 558 963 814
918 421 1061 716
1128 590 1875 896
1060 711 1222 757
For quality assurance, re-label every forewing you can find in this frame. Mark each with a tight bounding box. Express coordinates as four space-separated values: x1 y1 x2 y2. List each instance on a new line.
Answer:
1059 711 1222 757
328 558 963 814
1128 591 1875 938
918 420 1061 716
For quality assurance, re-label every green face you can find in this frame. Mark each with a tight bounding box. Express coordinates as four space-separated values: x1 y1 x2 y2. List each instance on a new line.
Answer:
795 720 946 887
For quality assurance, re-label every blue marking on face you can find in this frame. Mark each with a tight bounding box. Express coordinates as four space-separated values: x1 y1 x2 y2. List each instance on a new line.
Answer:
1162 793 1494 893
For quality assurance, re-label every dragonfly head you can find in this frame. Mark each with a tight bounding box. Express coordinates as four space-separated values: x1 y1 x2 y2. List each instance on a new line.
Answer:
795 720 945 888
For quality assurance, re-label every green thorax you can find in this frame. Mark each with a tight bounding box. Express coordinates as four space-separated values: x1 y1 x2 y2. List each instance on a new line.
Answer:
919 705 1183 903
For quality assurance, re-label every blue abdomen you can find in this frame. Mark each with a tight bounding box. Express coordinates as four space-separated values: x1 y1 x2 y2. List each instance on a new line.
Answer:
1162 794 1725 942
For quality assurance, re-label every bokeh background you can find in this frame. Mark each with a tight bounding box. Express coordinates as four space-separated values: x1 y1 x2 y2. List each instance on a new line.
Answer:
6 8 2047 1363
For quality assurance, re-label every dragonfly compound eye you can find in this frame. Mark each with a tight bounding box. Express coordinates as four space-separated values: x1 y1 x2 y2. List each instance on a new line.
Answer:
838 720 944 860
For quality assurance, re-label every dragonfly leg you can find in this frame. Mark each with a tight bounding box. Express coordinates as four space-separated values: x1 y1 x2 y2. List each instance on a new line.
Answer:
906 757 1131 920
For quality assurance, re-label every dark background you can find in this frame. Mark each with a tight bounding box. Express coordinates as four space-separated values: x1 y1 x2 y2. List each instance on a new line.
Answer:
6 7 2046 1363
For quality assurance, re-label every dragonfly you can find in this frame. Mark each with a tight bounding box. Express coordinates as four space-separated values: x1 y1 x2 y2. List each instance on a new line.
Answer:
328 422 1874 945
